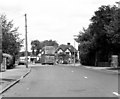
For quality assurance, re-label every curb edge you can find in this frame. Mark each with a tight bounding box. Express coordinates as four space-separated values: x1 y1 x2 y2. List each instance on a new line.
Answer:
0 68 31 94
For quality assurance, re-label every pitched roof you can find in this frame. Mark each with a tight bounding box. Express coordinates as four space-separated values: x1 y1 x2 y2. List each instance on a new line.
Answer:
55 44 77 53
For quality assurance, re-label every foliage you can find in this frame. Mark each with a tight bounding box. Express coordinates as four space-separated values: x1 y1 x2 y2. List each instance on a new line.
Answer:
31 40 41 55
76 4 120 66
31 39 58 56
1 15 23 59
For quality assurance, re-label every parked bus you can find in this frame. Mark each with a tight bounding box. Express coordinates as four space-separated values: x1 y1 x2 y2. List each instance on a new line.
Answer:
41 46 55 65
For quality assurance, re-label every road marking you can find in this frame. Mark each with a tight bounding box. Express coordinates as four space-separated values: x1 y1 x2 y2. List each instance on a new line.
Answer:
27 88 30 90
71 71 74 72
84 76 88 79
113 92 120 96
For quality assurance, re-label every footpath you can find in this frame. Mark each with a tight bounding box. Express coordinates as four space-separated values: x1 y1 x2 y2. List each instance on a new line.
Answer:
0 65 31 94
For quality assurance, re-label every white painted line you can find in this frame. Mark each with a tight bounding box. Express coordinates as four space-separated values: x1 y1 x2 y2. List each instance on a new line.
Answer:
84 76 88 79
27 88 30 90
113 92 120 96
71 71 74 72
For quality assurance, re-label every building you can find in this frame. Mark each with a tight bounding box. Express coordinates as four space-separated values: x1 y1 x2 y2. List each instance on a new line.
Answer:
55 43 78 64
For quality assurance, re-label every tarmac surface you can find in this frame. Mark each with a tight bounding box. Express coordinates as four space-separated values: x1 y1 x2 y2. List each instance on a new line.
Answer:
0 63 120 97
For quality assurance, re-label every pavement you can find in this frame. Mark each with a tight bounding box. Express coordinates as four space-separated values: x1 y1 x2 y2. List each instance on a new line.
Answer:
0 63 119 95
0 65 31 94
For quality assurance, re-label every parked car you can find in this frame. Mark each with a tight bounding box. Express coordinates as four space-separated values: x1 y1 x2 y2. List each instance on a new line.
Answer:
62 60 68 64
18 58 26 65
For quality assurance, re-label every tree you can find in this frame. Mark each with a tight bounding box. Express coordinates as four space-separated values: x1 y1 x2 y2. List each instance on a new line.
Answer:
1 15 23 59
76 4 120 66
42 40 58 48
31 40 41 56
105 7 120 53
76 27 96 65
31 39 58 56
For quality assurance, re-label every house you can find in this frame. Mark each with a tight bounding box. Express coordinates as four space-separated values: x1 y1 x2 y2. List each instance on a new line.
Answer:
55 43 78 64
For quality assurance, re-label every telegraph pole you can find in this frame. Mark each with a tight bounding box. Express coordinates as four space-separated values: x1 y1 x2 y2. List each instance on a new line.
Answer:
25 14 28 68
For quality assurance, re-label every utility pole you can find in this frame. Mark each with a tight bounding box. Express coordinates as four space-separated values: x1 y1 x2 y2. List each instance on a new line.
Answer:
25 14 28 68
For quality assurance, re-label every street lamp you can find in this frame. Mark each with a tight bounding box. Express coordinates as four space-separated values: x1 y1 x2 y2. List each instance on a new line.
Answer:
73 35 78 66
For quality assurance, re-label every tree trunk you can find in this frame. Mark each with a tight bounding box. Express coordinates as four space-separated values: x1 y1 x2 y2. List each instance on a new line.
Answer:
95 51 98 66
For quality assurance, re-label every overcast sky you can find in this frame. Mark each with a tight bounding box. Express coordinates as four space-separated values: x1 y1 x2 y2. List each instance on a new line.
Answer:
0 0 118 51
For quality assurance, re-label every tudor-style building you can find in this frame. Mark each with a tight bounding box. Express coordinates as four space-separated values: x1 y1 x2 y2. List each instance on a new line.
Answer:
55 43 78 64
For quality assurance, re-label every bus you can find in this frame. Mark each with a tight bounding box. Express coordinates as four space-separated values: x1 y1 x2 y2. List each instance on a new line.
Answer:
41 46 55 65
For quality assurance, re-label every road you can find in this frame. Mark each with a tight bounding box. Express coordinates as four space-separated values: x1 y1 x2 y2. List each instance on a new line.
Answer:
2 64 119 97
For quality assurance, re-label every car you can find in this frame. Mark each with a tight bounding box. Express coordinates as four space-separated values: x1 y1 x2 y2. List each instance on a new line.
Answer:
62 60 68 64
18 58 26 65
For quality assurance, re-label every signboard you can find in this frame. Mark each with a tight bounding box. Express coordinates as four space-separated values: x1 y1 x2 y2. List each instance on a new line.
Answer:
111 55 118 68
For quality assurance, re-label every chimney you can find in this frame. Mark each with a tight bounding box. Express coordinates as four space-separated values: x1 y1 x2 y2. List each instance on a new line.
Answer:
67 43 70 45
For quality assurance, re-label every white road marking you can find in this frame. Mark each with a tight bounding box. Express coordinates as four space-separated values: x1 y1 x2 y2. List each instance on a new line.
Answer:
113 92 120 96
84 76 88 79
71 71 74 72
27 88 30 90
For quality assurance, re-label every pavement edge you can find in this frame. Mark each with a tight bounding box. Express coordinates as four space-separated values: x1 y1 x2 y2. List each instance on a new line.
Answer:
0 68 31 94
83 66 120 75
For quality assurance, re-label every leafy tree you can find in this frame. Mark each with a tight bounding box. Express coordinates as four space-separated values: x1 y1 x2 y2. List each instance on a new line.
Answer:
42 40 58 48
31 39 58 56
105 7 120 53
76 27 96 65
76 4 120 66
1 15 23 59
31 40 41 55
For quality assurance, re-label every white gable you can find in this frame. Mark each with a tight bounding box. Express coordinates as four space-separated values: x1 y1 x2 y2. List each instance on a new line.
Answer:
65 49 70 52
58 49 63 53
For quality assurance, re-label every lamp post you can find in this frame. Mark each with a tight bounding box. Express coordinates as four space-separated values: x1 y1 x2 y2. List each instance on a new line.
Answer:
73 35 78 66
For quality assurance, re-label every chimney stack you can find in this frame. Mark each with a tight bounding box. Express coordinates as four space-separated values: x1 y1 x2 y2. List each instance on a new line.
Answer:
67 43 70 45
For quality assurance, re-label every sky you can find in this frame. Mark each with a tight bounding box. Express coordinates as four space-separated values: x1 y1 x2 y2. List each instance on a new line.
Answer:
0 0 118 51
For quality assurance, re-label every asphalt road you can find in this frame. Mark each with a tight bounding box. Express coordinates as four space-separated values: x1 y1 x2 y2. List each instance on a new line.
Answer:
2 64 119 97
